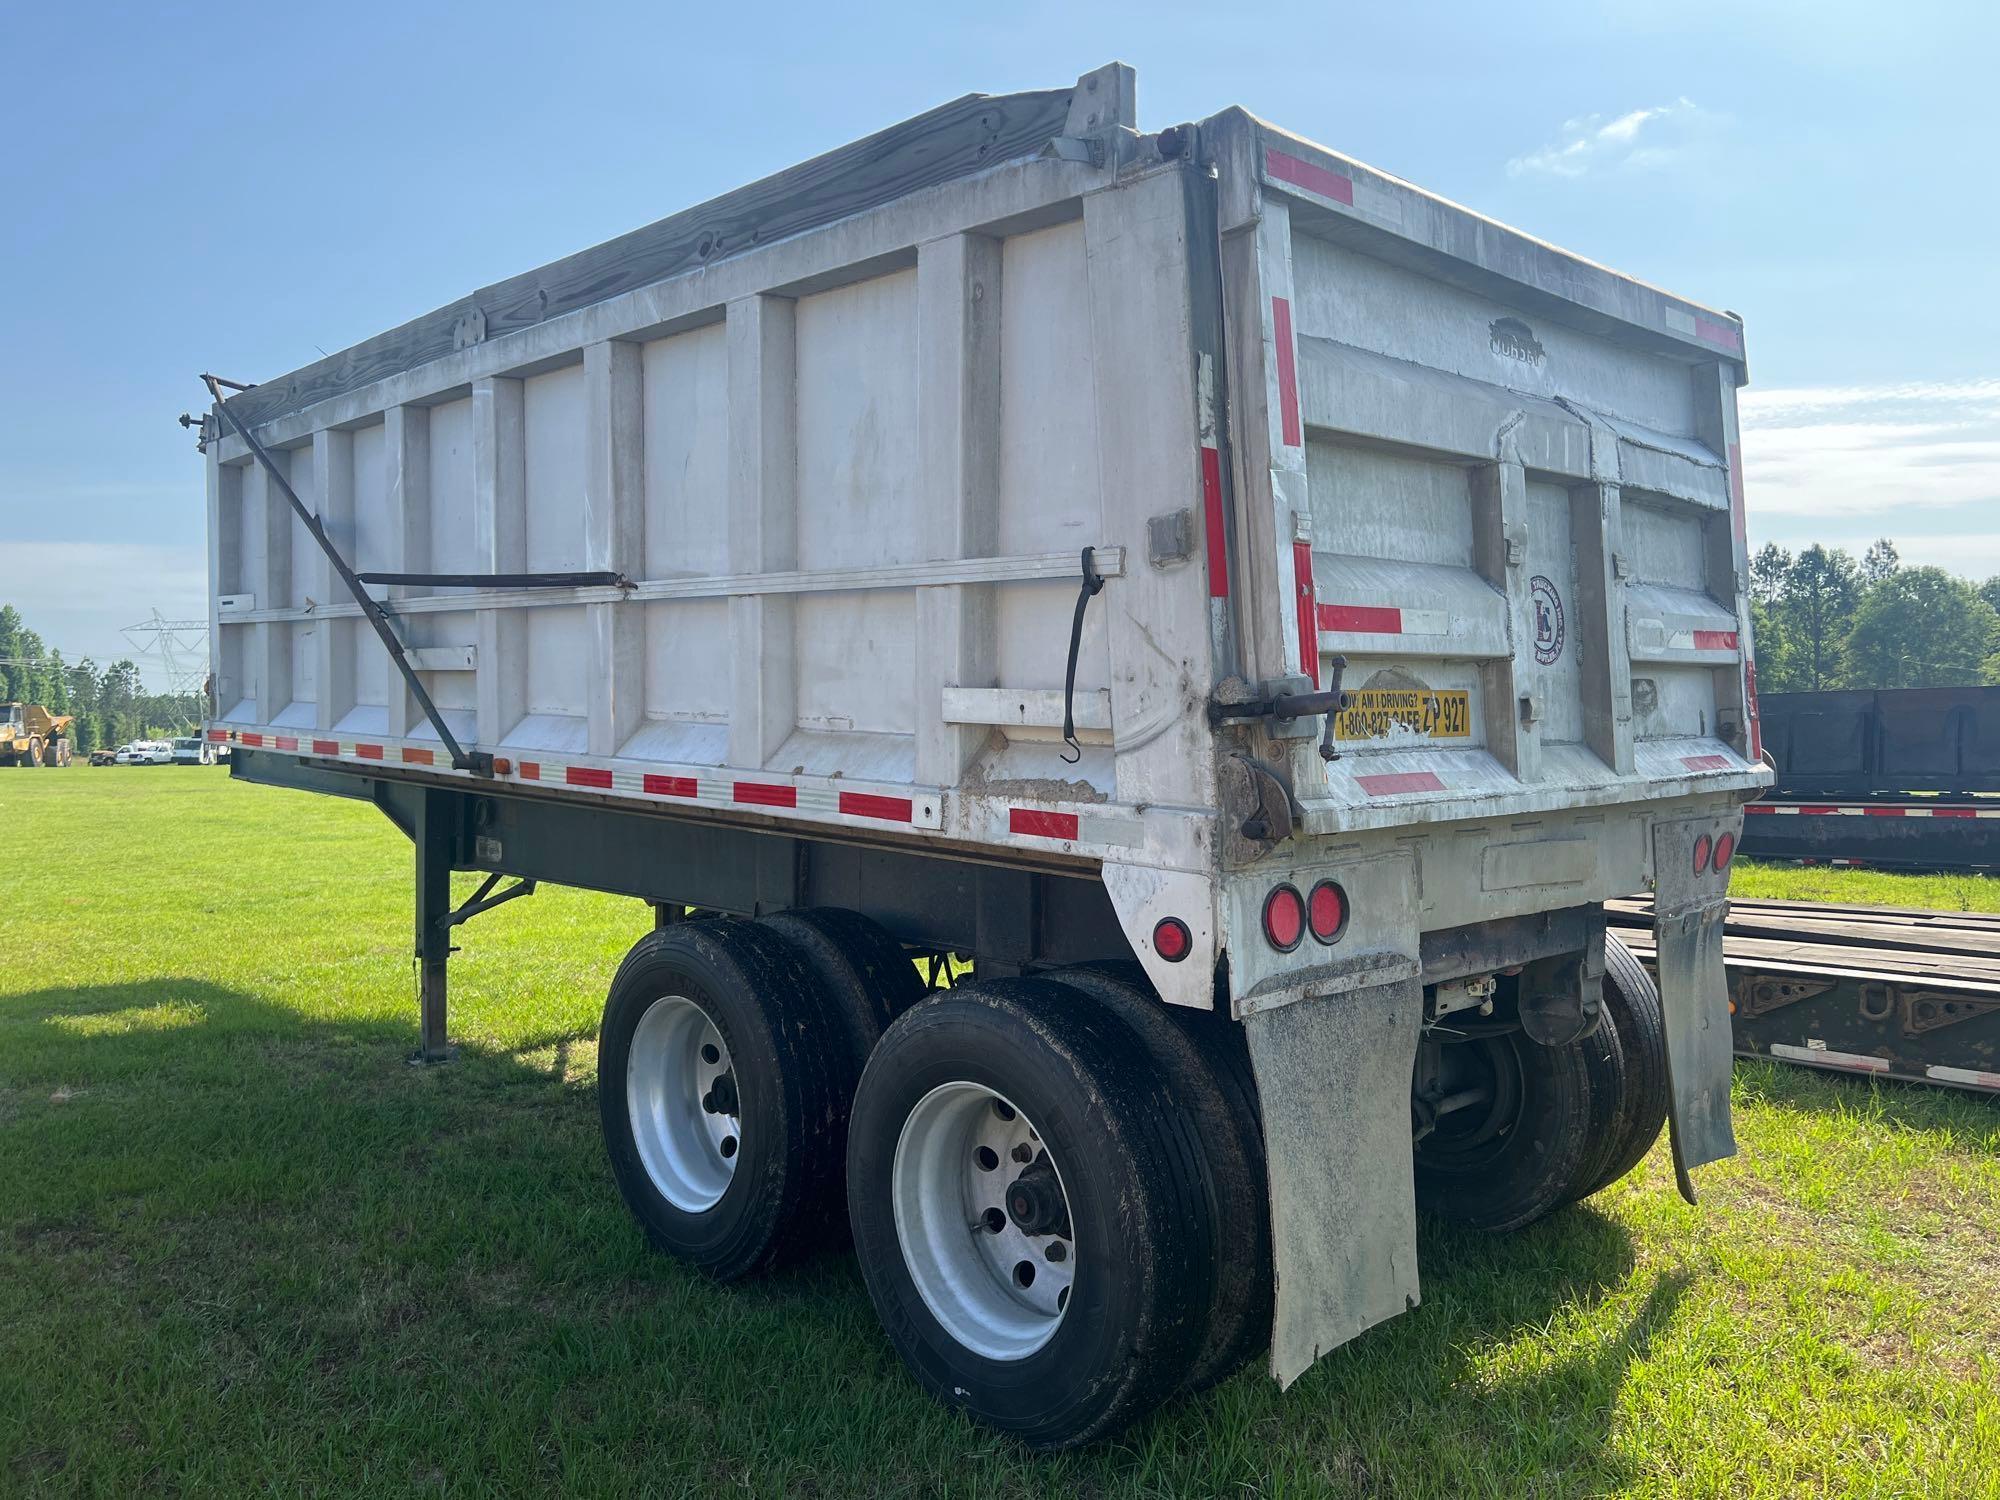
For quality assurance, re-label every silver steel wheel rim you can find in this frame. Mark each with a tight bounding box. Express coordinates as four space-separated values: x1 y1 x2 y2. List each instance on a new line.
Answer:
626 995 739 1212
891 1082 1076 1361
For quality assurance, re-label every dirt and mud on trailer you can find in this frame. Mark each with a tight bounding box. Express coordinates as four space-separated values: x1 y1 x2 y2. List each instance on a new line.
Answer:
198 63 1769 1446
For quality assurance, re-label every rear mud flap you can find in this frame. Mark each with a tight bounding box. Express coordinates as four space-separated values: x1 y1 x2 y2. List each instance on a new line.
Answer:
1652 817 1741 1202
1243 976 1424 1387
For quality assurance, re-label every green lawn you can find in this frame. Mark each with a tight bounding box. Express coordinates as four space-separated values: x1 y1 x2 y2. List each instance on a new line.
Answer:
2 771 1997 1497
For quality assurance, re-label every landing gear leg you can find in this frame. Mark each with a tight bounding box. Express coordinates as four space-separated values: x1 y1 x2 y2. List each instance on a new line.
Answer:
414 788 454 1065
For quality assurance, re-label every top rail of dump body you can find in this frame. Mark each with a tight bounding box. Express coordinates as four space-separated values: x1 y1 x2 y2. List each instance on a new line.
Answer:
213 76 1746 447
204 63 1765 875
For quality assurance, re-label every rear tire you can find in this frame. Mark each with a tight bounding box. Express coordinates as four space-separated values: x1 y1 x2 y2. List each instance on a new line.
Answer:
1575 936 1669 1197
1045 962 1271 1392
1561 1003 1628 1203
598 918 850 1280
759 908 922 1081
1413 1016 1594 1233
847 978 1216 1449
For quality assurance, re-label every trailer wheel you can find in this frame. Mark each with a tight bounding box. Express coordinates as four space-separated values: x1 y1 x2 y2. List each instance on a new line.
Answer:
760 908 923 1079
846 978 1216 1449
599 918 849 1280
1045 962 1271 1392
1572 936 1669 1197
1560 1003 1628 1202
1412 1016 1594 1233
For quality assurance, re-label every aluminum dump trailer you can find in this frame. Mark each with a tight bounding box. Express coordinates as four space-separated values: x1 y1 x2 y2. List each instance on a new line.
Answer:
198 63 1770 1447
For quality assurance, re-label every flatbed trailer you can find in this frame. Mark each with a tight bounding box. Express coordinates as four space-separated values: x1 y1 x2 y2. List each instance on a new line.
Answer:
1608 896 2000 1091
199 63 1768 1446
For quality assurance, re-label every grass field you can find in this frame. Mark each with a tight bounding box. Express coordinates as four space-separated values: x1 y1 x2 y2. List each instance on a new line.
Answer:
3 771 1997 1497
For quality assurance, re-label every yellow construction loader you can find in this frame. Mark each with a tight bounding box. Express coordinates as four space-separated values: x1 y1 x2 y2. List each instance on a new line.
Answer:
0 702 75 767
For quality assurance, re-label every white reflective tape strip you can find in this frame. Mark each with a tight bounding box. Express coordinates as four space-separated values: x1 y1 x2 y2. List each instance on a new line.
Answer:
1664 307 1698 336
1770 1042 1890 1073
1925 1065 2000 1091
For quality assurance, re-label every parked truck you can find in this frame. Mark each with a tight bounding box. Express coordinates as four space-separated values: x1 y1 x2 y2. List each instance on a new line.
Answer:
0 702 74 767
197 64 1768 1447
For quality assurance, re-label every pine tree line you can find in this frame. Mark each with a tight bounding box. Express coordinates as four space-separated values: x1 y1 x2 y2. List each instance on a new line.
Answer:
1747 541 2000 693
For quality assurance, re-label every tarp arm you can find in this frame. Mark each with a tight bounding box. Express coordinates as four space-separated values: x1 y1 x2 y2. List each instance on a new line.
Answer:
203 373 489 775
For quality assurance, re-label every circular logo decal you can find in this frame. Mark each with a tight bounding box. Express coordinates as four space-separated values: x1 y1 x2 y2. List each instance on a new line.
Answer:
1530 574 1566 665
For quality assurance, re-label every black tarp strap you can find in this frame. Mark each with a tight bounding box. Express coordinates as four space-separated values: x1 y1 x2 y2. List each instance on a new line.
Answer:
1059 546 1107 764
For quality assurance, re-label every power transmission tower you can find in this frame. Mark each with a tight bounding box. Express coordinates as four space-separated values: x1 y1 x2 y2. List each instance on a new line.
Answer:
121 611 210 697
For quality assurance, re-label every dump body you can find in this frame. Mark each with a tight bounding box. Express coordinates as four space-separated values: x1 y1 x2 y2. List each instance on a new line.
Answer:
202 73 1764 1006
203 65 1769 1391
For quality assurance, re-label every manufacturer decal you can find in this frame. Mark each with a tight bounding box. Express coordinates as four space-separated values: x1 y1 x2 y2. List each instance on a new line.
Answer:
1489 317 1545 366
1530 574 1566 665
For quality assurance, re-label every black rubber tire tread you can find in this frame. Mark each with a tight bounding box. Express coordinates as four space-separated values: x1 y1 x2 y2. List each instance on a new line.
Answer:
759 908 923 1081
846 976 1217 1450
598 918 851 1281
1579 935 1670 1197
1560 1003 1629 1204
1045 961 1272 1393
1414 1022 1595 1233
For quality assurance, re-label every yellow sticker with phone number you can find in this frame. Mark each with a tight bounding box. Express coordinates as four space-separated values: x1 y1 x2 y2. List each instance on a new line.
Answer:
1335 688 1472 741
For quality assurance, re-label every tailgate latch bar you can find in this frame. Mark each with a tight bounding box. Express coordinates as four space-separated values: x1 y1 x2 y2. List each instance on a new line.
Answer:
1210 656 1350 761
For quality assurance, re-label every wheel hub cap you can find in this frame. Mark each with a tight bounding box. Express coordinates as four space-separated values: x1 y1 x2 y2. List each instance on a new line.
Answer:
627 995 738 1212
891 1082 1076 1361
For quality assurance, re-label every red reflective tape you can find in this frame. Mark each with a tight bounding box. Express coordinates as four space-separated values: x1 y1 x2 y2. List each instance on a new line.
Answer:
566 766 613 789
1933 807 1978 818
354 743 383 760
1681 754 1731 771
839 791 913 822
274 736 298 751
1355 771 1446 796
734 781 796 809
1293 539 1319 688
1265 147 1356 206
206 728 227 742
401 746 434 766
1863 805 1906 817
1744 804 1776 814
1200 445 1229 599
1692 630 1738 651
239 732 263 747
1696 315 1743 353
643 774 697 798
1318 603 1402 634
1010 808 1080 841
1272 297 1301 448
312 738 339 756
518 761 541 781
1796 805 1839 815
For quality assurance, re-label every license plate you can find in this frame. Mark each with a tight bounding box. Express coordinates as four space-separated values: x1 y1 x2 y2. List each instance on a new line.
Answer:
1335 688 1472 741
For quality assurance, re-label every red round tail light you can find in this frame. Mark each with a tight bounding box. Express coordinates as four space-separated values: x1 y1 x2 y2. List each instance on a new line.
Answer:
1152 917 1192 963
1693 832 1713 873
1713 831 1735 871
1307 880 1349 944
1263 884 1305 952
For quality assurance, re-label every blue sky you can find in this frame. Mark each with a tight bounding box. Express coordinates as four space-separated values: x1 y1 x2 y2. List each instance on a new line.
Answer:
3 0 1995 685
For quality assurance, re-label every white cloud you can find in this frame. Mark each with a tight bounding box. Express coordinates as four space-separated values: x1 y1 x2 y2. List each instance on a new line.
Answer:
1507 99 1711 178
0 541 208 692
1738 379 2000 580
